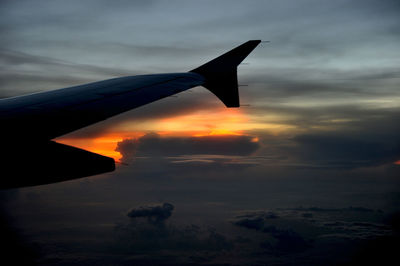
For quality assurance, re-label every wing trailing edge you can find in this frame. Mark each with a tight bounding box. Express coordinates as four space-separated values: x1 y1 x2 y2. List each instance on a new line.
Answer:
190 40 261 107
2 141 115 189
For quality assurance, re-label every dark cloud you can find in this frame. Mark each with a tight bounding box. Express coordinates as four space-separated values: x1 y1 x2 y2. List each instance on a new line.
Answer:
233 213 312 253
287 206 379 213
234 217 264 231
291 133 399 169
261 229 311 253
248 107 400 169
127 202 174 224
116 133 260 162
113 221 233 262
233 206 396 255
351 222 390 230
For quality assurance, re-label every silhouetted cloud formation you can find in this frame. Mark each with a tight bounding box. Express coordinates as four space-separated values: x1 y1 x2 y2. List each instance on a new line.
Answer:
234 214 312 253
116 133 260 162
234 217 264 230
114 220 233 262
127 202 174 224
232 206 397 255
287 206 379 213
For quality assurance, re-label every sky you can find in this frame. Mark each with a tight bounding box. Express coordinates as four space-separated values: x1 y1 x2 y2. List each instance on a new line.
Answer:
0 0 399 265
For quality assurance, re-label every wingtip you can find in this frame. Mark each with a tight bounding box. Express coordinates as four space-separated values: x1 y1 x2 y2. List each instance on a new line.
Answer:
246 40 262 46
190 40 261 109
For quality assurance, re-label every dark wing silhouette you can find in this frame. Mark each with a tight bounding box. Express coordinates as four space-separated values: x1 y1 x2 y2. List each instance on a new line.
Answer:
0 40 261 188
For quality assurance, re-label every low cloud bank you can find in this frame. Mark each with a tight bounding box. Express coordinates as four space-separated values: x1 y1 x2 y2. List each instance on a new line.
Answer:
127 203 174 224
116 133 260 162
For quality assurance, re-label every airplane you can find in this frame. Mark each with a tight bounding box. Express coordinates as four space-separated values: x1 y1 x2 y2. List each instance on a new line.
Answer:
0 40 261 189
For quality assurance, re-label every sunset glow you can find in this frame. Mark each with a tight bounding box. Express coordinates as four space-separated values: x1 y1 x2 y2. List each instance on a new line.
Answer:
117 108 294 135
57 135 124 160
57 108 281 160
121 108 249 135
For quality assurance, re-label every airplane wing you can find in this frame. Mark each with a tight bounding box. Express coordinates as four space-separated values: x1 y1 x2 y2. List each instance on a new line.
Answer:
0 40 261 188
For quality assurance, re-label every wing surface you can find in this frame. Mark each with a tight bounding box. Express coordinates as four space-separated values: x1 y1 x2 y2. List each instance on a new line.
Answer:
0 40 261 188
1 73 204 141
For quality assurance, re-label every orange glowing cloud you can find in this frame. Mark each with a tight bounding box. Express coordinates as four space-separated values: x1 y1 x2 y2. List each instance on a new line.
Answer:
57 107 292 160
116 108 292 136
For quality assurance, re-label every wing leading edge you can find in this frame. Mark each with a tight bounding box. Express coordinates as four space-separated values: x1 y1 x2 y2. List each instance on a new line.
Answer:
0 40 261 188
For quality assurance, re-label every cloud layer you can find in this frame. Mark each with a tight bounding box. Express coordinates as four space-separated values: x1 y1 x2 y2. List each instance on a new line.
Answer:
116 133 260 162
127 202 174 224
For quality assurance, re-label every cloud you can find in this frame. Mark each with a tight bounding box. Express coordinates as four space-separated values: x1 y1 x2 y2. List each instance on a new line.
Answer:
260 229 311 253
232 206 397 255
247 107 400 169
113 221 233 262
233 212 312 253
116 133 260 162
234 211 279 231
234 217 264 231
127 202 174 224
287 206 379 213
117 203 234 262
291 133 399 169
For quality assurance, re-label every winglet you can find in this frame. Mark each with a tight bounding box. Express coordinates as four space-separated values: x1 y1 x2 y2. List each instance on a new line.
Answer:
190 40 261 107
